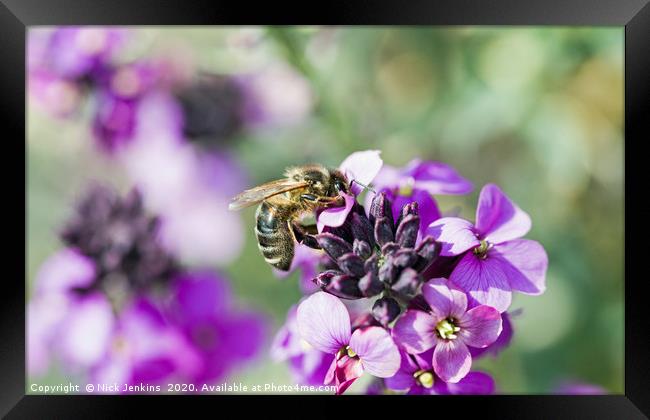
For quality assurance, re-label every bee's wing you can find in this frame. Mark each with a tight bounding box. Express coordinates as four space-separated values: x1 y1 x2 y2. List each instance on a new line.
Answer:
228 179 309 211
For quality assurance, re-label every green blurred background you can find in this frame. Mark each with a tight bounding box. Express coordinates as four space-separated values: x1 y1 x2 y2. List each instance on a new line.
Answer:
28 26 623 393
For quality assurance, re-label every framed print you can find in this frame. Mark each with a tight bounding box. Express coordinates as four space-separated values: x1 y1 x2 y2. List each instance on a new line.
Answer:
2 0 649 418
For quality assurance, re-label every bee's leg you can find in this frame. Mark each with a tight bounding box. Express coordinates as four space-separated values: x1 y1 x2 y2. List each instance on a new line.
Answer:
289 220 320 249
300 194 345 208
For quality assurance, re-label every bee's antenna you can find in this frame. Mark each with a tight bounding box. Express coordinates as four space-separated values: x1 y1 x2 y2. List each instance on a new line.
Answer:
350 179 376 194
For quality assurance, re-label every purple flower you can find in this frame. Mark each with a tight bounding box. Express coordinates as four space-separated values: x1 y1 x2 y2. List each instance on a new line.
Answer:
317 150 383 232
271 305 334 386
428 184 548 312
91 297 202 390
166 272 267 384
236 62 314 128
385 349 495 395
28 28 126 117
369 159 473 237
392 278 502 383
296 292 400 394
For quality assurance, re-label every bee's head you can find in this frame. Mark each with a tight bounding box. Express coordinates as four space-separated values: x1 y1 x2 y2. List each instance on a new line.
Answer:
328 169 351 197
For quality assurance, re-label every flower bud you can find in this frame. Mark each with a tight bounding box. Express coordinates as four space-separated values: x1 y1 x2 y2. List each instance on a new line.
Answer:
392 249 418 268
395 201 419 228
395 214 420 249
315 233 353 261
321 273 363 299
412 236 440 271
378 257 399 285
374 217 394 247
337 252 366 277
351 212 375 248
359 270 383 297
369 192 394 228
372 297 401 327
391 268 421 297
381 242 399 256
353 239 372 260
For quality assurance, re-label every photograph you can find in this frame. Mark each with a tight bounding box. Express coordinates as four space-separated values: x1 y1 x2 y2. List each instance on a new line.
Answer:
26 26 623 396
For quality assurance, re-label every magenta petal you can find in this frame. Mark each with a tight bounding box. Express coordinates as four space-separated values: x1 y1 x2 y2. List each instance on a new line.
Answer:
35 249 96 295
432 340 472 383
458 305 502 348
422 278 468 320
427 217 480 256
332 355 365 394
475 184 531 244
450 252 512 313
491 239 548 295
339 150 383 195
406 160 474 195
316 193 356 232
392 310 439 354
384 350 419 391
297 292 351 354
439 371 495 395
349 326 400 378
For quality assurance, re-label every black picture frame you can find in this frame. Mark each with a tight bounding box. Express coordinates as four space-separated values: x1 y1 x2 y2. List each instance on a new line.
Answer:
3 1 649 418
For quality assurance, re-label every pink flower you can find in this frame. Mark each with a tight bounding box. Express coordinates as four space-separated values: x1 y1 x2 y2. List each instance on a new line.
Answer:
427 184 548 312
296 292 400 394
317 150 383 232
392 278 502 383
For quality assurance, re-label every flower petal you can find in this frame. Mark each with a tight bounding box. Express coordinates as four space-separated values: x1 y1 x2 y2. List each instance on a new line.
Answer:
436 371 495 395
491 239 548 295
458 305 502 348
35 249 96 295
406 160 474 195
475 184 531 244
297 292 351 354
422 278 468 320
339 150 383 195
432 340 472 383
332 355 365 394
384 350 419 391
427 217 480 256
450 252 512 313
392 310 439 354
349 326 400 378
316 193 356 232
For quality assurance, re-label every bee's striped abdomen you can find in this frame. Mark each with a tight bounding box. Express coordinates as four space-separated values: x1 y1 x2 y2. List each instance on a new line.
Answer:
255 201 294 271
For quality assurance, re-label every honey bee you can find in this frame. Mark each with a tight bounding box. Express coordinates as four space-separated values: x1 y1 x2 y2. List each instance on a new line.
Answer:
228 164 351 271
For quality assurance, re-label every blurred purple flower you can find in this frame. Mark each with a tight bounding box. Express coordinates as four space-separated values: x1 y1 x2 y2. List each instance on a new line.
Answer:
428 184 548 312
385 349 494 395
237 63 314 128
296 292 400 394
271 305 334 386
28 28 126 117
392 278 502 383
60 185 178 293
368 159 473 238
91 297 202 390
317 150 383 232
273 245 325 295
120 92 246 266
165 272 267 384
554 381 608 395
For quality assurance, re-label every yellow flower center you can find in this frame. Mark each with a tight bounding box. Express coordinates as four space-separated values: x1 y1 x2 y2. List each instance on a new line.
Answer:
398 177 416 196
413 370 434 388
336 345 358 360
436 318 460 340
473 239 491 259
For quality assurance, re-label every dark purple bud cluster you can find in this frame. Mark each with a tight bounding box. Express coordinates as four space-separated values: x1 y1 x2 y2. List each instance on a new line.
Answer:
61 185 178 292
309 193 440 324
175 73 245 146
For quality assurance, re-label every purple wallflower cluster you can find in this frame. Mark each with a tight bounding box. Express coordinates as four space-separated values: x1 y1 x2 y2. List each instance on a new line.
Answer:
28 185 266 391
272 151 548 394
